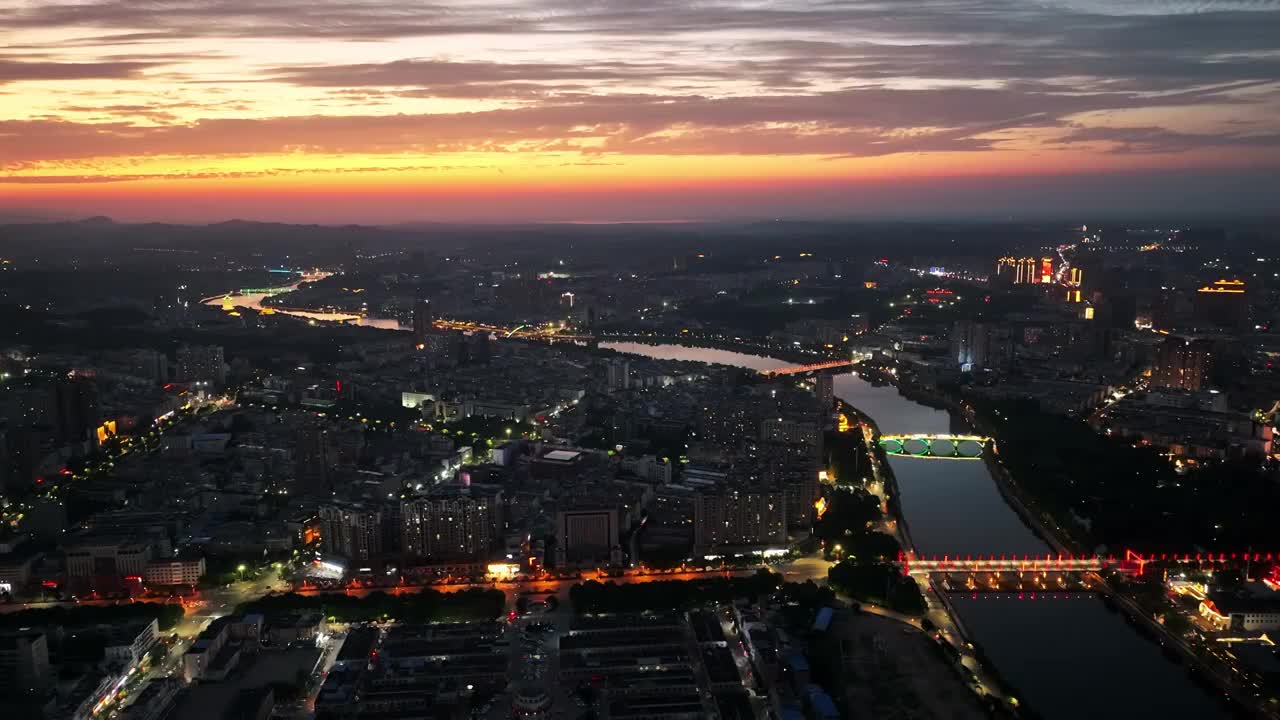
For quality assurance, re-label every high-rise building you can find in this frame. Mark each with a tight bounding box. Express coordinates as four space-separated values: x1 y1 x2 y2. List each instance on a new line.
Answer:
606 358 630 393
995 257 1041 285
950 321 1012 372
554 507 620 567
130 349 169 383
4 424 55 490
319 503 383 563
176 344 226 387
55 375 98 445
815 373 834 408
1151 336 1214 391
0 628 51 692
1040 257 1054 284
465 332 491 364
761 416 821 448
1194 279 1248 330
401 487 499 561
412 297 434 340
295 421 332 496
693 487 786 553
0 428 9 494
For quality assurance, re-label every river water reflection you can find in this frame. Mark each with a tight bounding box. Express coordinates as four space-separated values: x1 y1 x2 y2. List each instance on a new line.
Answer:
604 341 1229 720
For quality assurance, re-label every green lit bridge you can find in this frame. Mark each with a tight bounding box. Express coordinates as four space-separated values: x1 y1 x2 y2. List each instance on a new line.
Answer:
878 434 992 459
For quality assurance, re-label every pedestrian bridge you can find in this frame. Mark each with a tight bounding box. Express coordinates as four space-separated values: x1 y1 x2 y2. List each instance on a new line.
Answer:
878 434 991 459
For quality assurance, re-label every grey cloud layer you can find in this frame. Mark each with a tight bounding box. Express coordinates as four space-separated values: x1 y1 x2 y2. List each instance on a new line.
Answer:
1 0 1279 163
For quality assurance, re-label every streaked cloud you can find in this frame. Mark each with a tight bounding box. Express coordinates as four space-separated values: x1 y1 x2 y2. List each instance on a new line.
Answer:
0 0 1278 217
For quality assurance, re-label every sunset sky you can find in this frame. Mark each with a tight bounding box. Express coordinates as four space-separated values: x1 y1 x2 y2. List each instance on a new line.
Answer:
2 0 1279 222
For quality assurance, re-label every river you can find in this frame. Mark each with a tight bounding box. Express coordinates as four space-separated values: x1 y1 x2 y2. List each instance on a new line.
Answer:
205 281 408 330
604 341 1229 720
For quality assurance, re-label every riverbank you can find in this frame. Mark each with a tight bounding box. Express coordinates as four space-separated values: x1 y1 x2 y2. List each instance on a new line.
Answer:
832 396 1027 716
885 373 1266 720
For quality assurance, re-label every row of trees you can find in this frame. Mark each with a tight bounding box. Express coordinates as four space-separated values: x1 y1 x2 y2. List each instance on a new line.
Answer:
0 601 185 631
974 398 1280 552
569 569 785 613
827 560 926 616
237 588 505 624
811 471 926 616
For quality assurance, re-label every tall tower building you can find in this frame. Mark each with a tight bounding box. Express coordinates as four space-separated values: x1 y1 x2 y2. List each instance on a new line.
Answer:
693 487 786 553
950 321 1012 372
815 373 834 408
319 503 383 563
412 297 434 341
55 376 99 445
606 359 630 393
0 629 51 693
176 345 226 387
295 421 332 496
401 488 497 561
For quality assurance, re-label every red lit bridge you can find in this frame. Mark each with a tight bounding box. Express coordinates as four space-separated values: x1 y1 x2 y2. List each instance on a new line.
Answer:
900 550 1280 578
760 359 858 376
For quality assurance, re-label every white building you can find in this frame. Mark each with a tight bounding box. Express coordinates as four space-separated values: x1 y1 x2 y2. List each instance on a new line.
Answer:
144 556 206 586
65 538 151 578
104 619 158 670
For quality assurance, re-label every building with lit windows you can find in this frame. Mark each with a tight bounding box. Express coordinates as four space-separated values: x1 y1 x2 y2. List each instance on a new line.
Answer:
175 344 226 387
693 487 786 553
144 556 206 586
319 503 383 563
1150 336 1214 391
401 487 499 561
1200 591 1280 632
412 297 434 341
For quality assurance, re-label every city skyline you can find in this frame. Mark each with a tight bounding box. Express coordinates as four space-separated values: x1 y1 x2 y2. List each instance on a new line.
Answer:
3 0 1280 222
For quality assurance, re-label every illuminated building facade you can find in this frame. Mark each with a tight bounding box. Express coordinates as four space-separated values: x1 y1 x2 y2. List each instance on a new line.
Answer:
996 257 1042 285
1040 257 1054 284
1194 279 1248 329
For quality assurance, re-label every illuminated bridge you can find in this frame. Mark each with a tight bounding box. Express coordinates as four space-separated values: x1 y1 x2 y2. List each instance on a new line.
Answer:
900 550 1280 578
760 359 858 377
900 552 1105 576
236 286 295 296
878 434 992 459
